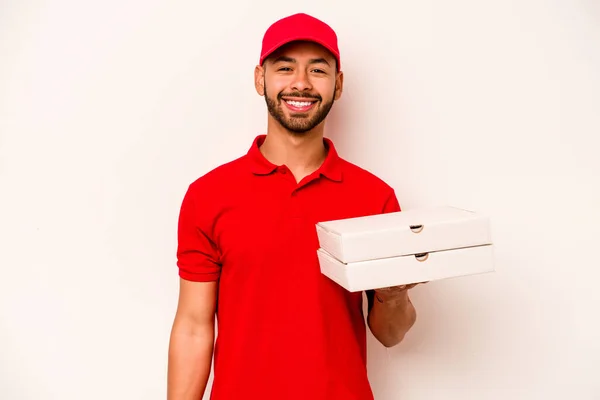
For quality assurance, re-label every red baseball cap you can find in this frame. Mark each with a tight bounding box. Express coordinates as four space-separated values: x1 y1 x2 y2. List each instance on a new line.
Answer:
259 13 341 70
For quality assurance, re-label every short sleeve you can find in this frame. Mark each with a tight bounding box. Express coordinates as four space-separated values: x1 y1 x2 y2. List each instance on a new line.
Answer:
382 189 401 214
176 185 221 282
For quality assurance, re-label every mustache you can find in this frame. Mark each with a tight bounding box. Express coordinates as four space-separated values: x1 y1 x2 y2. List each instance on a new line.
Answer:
278 92 322 101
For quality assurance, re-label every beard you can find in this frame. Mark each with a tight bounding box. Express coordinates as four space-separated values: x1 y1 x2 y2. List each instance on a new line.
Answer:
264 81 335 135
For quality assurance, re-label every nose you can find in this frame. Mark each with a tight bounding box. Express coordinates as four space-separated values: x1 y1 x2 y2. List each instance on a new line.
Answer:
291 69 312 92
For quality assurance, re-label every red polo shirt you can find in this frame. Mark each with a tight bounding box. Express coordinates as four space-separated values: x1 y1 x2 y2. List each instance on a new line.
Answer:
176 135 401 400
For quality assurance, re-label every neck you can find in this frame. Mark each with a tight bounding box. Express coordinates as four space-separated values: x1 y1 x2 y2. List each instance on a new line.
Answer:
259 117 328 181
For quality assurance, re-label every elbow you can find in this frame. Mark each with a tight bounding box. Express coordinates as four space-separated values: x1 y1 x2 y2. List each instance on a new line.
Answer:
376 327 409 348
379 334 406 348
369 309 417 348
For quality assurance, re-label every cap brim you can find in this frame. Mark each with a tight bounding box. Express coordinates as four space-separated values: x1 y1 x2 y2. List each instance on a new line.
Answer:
260 36 340 69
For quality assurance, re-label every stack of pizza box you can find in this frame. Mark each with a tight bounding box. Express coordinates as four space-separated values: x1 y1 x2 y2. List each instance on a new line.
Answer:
316 206 495 292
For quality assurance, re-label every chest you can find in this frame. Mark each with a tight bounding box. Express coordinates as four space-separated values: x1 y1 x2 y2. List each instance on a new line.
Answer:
212 175 384 279
218 179 347 250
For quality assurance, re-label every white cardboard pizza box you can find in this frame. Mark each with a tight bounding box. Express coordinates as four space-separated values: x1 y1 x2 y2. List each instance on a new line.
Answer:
315 206 492 264
317 244 495 292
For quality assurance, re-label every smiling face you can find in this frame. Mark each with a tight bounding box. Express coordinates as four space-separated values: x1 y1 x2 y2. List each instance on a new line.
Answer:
255 41 343 135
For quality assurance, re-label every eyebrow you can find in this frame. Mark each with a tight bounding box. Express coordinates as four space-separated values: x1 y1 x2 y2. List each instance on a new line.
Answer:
271 56 331 66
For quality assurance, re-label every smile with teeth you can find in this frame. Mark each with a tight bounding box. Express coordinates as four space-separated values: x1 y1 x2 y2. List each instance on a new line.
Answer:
284 99 317 111
286 100 313 107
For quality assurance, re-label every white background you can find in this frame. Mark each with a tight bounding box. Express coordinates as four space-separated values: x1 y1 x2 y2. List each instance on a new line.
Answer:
1 1 599 399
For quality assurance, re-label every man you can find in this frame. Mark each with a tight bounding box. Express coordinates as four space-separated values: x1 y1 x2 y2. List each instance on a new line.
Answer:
167 13 422 400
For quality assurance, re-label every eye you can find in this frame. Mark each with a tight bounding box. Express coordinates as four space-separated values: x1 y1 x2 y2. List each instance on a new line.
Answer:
277 67 292 72
311 68 327 74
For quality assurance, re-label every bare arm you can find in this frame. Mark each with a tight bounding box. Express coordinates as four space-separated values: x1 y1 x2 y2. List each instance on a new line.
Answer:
366 284 420 348
167 278 218 400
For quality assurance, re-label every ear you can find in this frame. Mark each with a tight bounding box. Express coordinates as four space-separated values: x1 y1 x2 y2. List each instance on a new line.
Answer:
254 65 265 96
334 70 344 101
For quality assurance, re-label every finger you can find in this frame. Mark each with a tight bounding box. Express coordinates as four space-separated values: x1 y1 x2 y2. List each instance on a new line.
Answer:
375 285 406 293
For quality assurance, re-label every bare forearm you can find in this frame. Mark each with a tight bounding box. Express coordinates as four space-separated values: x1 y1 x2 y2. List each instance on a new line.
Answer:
367 291 416 347
167 326 214 400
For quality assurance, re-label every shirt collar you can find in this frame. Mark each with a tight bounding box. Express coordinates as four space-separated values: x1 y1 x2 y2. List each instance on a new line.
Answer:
247 134 343 182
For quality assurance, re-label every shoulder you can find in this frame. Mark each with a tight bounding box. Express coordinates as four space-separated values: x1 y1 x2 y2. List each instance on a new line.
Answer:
181 154 250 216
179 154 249 224
333 156 401 214
187 154 248 193
338 157 395 194
338 156 402 213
